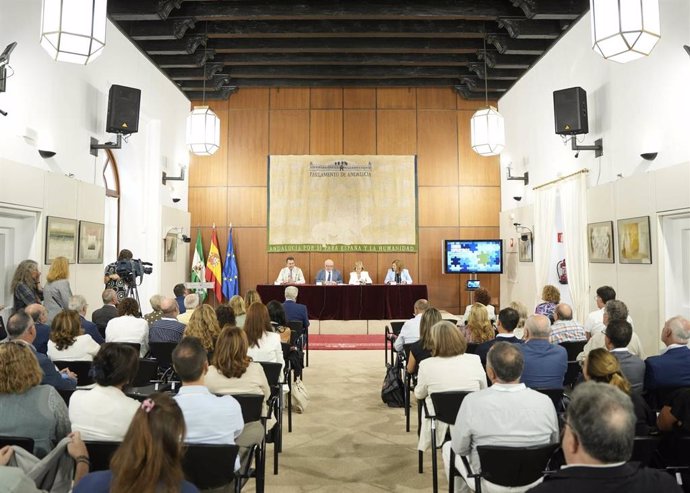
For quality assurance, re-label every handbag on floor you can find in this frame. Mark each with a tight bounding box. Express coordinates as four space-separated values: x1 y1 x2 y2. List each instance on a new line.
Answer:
381 363 405 408
291 377 309 413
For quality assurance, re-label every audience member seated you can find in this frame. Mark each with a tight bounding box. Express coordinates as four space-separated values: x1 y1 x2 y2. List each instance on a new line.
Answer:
645 316 690 391
69 295 105 344
406 307 443 374
442 342 559 492
348 260 373 285
461 303 494 344
143 294 164 327
394 298 429 352
584 348 655 435
150 297 186 345
460 288 496 324
184 304 222 355
73 393 199 493
69 343 140 441
11 259 43 313
415 321 487 452
549 304 586 344
47 310 101 362
584 285 633 337
176 293 199 325
42 256 72 323
205 327 271 415
510 300 529 339
519 315 567 389
476 307 523 366
267 300 292 344
6 311 77 390
283 286 310 332
384 259 412 285
528 382 681 493
229 295 247 328
91 289 118 337
605 319 645 393
579 300 645 361
173 283 189 315
24 303 50 354
275 256 306 285
535 285 560 322
0 341 71 458
244 302 285 374
216 304 236 329
105 298 149 357
245 289 262 306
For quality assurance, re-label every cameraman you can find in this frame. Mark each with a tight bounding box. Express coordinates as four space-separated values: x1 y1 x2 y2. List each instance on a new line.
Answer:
103 249 133 302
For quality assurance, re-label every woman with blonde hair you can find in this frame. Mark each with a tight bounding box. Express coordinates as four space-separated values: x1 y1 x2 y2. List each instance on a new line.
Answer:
462 303 494 344
384 259 412 284
535 284 561 322
349 260 373 285
74 393 199 493
584 348 655 435
245 289 262 307
406 307 443 374
43 256 73 323
229 295 247 328
184 304 222 355
48 310 100 361
11 259 43 312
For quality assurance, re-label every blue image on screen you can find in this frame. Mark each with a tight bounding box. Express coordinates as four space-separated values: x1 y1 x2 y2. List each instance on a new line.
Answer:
445 240 502 273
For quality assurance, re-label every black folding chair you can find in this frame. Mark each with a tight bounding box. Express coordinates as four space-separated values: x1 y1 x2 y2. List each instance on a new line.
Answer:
401 343 415 433
466 343 480 355
559 341 586 389
232 394 267 493
115 342 141 354
535 388 566 414
53 360 94 386
57 388 75 406
428 391 471 493
148 342 178 378
258 361 283 475
183 444 242 492
85 441 121 471
385 321 405 366
287 320 308 368
632 435 663 466
0 436 34 453
460 443 559 493
280 342 294 432
130 358 160 387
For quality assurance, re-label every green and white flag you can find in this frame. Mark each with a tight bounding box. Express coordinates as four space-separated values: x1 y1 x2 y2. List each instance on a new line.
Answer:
191 229 207 303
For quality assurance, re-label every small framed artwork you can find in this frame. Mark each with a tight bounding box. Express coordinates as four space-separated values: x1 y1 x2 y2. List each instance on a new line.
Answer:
618 216 652 264
164 233 177 262
45 216 78 264
519 232 533 262
587 221 614 263
78 221 105 264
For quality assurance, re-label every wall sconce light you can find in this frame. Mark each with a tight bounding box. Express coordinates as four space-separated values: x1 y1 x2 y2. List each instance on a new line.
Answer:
507 167 529 185
640 152 658 161
38 150 56 158
162 167 186 185
40 0 107 64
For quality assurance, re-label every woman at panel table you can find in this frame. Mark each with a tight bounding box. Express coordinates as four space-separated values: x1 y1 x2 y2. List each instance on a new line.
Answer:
384 259 413 285
348 261 373 285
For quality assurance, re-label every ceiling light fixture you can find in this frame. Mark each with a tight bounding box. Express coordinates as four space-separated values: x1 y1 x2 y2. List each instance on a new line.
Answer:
590 0 661 63
40 0 107 64
470 35 505 157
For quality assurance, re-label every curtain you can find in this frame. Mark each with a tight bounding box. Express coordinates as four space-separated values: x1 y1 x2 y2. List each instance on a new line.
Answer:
559 174 590 324
533 187 557 308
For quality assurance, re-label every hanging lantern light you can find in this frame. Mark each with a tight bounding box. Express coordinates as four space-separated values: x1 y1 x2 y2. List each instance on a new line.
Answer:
186 105 220 156
590 0 661 63
470 38 505 157
40 0 107 65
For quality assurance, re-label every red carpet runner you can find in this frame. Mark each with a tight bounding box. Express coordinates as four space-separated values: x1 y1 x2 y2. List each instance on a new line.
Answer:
308 334 384 350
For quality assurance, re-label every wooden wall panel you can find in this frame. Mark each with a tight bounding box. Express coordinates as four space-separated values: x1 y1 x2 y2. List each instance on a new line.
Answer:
459 187 501 227
310 88 343 109
342 252 379 283
377 88 417 109
418 186 459 227
234 228 268 295
418 227 461 313
269 110 309 154
343 110 376 154
457 112 501 186
228 88 269 110
227 109 269 186
377 110 416 154
188 101 229 187
310 110 343 154
189 187 227 229
343 88 376 109
227 187 267 227
417 110 458 186
417 88 457 110
269 88 309 109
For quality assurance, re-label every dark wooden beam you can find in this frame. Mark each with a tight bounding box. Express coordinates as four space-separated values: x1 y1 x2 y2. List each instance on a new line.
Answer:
108 0 182 21
510 0 588 20
485 35 550 55
496 18 565 39
185 86 238 101
139 35 207 55
183 78 495 90
478 51 535 69
453 85 487 100
120 19 196 40
459 76 512 91
467 63 522 80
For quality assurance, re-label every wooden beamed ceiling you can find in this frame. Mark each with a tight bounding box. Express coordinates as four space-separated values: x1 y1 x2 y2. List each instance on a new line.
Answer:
108 0 589 100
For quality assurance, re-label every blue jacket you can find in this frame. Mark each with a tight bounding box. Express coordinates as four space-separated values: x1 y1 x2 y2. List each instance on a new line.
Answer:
283 300 310 329
176 295 187 314
32 345 77 391
645 346 690 390
315 269 343 284
33 323 51 354
80 316 104 344
476 335 524 367
519 339 567 389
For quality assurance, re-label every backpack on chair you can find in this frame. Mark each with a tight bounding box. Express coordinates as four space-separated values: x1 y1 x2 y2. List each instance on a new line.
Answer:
381 363 405 408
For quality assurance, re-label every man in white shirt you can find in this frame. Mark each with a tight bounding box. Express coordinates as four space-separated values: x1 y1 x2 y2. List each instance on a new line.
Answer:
275 256 306 285
442 342 559 493
393 299 429 352
584 286 633 336
578 300 645 362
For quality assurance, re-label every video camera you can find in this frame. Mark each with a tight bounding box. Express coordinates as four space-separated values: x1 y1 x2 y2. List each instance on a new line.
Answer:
116 258 153 284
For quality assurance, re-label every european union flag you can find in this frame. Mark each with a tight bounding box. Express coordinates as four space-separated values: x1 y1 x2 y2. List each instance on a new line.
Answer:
222 227 239 300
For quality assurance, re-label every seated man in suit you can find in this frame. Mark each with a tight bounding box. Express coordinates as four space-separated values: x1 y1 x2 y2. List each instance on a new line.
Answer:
442 342 559 493
69 295 104 344
530 382 681 493
476 307 523 366
519 315 567 389
314 259 343 285
549 304 586 344
24 303 50 354
91 289 118 337
605 319 645 393
275 256 306 285
283 286 310 332
150 297 186 344
645 316 690 390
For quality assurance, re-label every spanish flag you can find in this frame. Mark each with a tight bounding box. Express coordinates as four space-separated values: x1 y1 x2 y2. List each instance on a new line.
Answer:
205 227 223 302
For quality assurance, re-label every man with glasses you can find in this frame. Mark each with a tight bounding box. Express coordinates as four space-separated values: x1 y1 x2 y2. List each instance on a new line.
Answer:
315 259 343 285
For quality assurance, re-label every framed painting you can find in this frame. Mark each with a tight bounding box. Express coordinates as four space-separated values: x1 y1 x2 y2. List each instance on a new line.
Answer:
519 232 533 262
164 233 177 262
618 216 652 264
78 221 104 264
587 221 614 263
45 216 78 264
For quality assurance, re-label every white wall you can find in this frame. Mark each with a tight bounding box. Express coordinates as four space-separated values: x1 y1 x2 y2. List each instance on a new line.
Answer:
0 0 191 316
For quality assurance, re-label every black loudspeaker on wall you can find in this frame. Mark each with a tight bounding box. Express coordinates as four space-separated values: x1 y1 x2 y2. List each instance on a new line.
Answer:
106 85 141 135
553 86 588 136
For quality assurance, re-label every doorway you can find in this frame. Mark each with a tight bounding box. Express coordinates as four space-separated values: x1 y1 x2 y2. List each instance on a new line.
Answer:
660 211 690 321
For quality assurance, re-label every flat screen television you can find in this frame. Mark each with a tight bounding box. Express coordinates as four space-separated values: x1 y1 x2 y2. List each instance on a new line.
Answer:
443 239 503 274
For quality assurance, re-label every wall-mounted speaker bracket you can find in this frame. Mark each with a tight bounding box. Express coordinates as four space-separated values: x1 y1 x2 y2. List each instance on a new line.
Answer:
90 134 122 157
571 137 603 158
